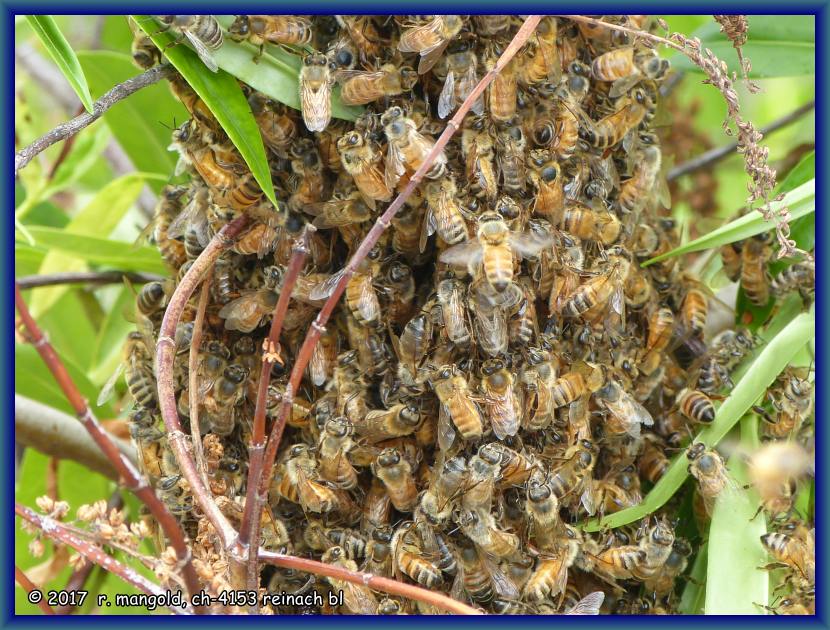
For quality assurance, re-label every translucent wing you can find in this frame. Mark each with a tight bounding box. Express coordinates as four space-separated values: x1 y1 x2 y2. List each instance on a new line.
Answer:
419 207 436 253
184 30 219 72
437 404 457 452
438 241 483 272
459 62 483 116
384 142 407 191
609 74 642 99
418 40 450 75
309 269 346 301
437 69 456 119
509 231 554 260
300 79 332 133
398 17 443 52
482 553 520 600
217 291 271 333
97 362 126 406
564 591 604 615
354 274 381 323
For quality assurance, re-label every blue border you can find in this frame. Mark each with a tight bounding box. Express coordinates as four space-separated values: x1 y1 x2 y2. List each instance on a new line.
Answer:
5 4 826 628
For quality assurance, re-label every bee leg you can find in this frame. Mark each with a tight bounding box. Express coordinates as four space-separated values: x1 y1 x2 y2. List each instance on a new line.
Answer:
749 503 764 521
252 44 265 64
758 561 788 572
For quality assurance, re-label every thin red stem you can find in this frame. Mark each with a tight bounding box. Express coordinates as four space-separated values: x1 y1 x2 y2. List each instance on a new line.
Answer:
14 283 203 606
15 565 56 615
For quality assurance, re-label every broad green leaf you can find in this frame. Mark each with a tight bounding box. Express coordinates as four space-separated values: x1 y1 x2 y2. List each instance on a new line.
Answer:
30 173 147 317
15 245 46 278
679 541 708 614
26 15 94 112
134 15 279 209
15 344 115 419
212 15 362 122
778 151 815 193
643 180 814 266
41 122 112 199
583 299 814 531
705 416 768 614
39 291 98 370
77 50 187 188
89 286 136 384
21 227 167 275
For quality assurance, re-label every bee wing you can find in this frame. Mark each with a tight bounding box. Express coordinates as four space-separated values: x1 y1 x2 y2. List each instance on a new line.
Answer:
608 74 642 99
342 582 378 614
354 275 381 323
97 362 126 406
449 566 467 602
564 591 605 615
580 485 597 515
509 231 554 260
300 79 332 133
309 269 347 301
482 552 520 600
398 18 443 52
437 69 456 119
459 62 484 115
418 40 450 75
166 194 198 239
217 291 269 333
309 344 329 387
419 207 436 253
183 30 219 73
384 142 407 191
437 404 457 452
438 241 483 272
487 393 520 440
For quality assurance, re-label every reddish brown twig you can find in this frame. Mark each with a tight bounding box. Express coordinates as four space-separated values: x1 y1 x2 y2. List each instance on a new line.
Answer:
15 503 191 615
255 14 544 517
155 215 249 552
239 227 312 597
14 283 203 605
188 272 213 490
15 564 56 615
259 551 483 615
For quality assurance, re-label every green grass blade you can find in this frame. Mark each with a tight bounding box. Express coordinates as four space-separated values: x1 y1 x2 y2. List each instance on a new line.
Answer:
134 15 278 209
679 541 708 614
705 416 768 614
583 300 814 531
643 180 814 266
26 15 94 112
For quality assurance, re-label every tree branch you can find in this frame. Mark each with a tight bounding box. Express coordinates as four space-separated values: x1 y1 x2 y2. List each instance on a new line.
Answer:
17 270 165 290
667 99 815 181
14 64 171 177
258 552 482 615
155 215 250 553
15 565 56 615
15 283 203 605
256 15 545 526
187 272 213 492
15 503 191 615
15 395 137 481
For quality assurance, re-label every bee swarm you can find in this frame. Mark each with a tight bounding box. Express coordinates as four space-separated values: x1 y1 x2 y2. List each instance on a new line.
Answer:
127 15 814 615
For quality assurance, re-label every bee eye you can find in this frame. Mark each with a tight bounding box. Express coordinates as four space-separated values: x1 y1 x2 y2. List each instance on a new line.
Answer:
336 50 353 67
541 165 558 182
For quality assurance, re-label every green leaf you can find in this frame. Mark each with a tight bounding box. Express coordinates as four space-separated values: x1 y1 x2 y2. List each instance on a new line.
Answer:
26 16 95 112
77 50 187 189
679 541 708 614
212 15 362 122
29 173 147 317
20 227 168 275
134 15 279 209
778 151 815 193
89 286 136 384
39 291 99 370
583 298 814 531
41 122 112 200
705 416 768 614
643 180 814 266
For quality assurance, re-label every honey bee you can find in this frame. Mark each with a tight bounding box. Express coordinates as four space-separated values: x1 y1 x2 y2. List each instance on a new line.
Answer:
748 442 812 519
394 311 433 384
420 456 468 524
397 15 464 74
518 16 561 86
558 259 627 320
461 445 501 512
592 46 669 98
299 52 335 132
363 525 394 577
586 535 647 583
524 526 582 602
434 275 471 346
358 402 422 443
248 92 297 157
336 131 391 209
98 332 157 410
156 15 222 72
495 118 527 194
217 265 282 333
307 326 338 387
483 41 517 124
274 444 351 515
595 376 654 438
391 203 425 258
758 367 814 439
376 598 408 615
771 260 815 299
202 364 247 435
686 442 736 515
642 538 692 595
336 16 387 61
462 116 498 201
437 38 483 119
363 477 393 530
129 408 164 481
761 530 815 588
311 245 382 327
430 364 484 451
578 88 648 149
526 149 564 220
440 211 551 293
306 191 373 234
458 508 520 559
130 23 161 69
321 547 378 614
720 241 744 282
639 434 671 484
548 362 604 409
559 201 621 245
392 522 443 587
338 63 418 106
372 447 419 512
228 15 312 58
453 540 520 604
479 358 521 439
548 439 598 513
697 328 755 393
526 475 561 552
639 307 674 375
317 417 358 489
741 233 773 306
618 144 664 214
550 67 590 160
420 176 470 252
675 387 715 425
196 339 231 395
679 277 709 338
520 346 560 431
158 474 193 516
382 106 447 190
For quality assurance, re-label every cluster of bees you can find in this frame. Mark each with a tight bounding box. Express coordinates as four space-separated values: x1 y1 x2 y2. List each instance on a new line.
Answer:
111 15 815 614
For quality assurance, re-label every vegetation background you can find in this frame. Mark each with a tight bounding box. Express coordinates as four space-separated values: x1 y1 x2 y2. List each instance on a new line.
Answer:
13 14 815 614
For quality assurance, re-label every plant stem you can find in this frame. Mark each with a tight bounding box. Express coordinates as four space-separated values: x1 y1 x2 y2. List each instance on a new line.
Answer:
15 503 190 614
259 551 483 615
239 227 312 599
15 283 203 606
155 215 249 553
15 565 56 615
17 271 165 290
255 13 544 526
187 272 213 491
